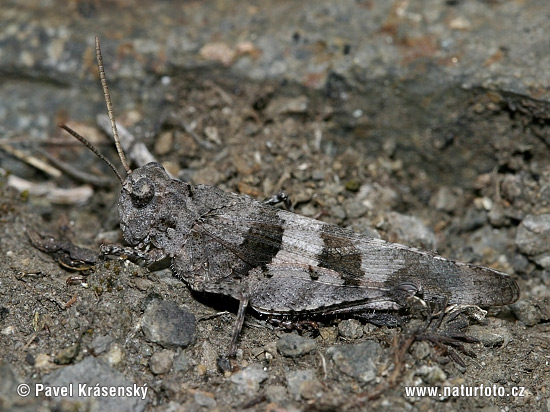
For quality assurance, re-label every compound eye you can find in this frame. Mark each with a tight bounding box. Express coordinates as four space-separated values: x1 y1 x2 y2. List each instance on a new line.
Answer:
131 177 155 208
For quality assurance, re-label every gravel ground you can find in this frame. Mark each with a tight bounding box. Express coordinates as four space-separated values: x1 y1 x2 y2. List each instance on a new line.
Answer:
1 1 550 411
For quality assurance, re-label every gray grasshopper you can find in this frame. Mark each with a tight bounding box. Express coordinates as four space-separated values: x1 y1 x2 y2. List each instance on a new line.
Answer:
60 38 520 358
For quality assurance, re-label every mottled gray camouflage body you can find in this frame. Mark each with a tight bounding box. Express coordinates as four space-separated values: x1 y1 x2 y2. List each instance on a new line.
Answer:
119 162 519 318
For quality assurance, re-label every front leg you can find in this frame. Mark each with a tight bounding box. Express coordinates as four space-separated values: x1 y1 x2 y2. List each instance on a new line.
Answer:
100 243 167 267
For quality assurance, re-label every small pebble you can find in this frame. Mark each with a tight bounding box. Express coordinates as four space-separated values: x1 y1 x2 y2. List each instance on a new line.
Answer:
104 343 125 366
327 341 381 383
516 214 550 256
511 299 543 326
299 379 324 400
430 186 460 212
338 319 363 339
277 333 316 358
286 369 315 400
265 385 287 404
319 327 339 343
194 390 217 408
342 198 369 219
411 341 431 360
415 365 447 384
89 334 114 356
173 351 192 373
141 300 196 348
149 349 174 375
467 325 509 347
230 363 268 395
385 212 437 250
501 174 523 201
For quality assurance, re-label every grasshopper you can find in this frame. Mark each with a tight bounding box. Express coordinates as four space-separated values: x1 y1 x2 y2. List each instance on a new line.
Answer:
58 37 519 359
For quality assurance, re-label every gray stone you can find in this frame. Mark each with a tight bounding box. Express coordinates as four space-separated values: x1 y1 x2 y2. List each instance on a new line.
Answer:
501 174 523 201
230 363 268 395
430 186 461 212
0 361 19 398
415 365 447 384
299 379 325 401
466 225 510 262
286 369 315 400
511 298 548 326
277 334 316 358
141 300 196 348
0 362 31 412
330 204 347 220
516 214 550 256
89 334 115 356
104 343 125 366
194 390 217 408
385 212 437 250
467 325 510 347
327 341 381 383
488 204 509 227
510 253 530 274
460 208 488 232
172 352 192 373
149 349 174 375
533 252 550 269
357 183 399 211
265 385 287 404
311 169 326 181
43 357 147 412
411 341 431 360
160 377 181 399
539 184 550 203
349 219 381 239
342 198 369 220
338 319 363 339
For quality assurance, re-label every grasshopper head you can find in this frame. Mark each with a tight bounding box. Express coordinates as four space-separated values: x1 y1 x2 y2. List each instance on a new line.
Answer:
60 38 194 255
119 162 193 252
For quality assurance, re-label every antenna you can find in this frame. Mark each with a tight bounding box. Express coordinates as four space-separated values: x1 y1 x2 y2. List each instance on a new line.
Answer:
95 36 131 174
58 124 124 184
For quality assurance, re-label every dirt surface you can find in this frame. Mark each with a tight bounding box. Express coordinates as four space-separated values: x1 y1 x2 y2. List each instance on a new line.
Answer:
1 1 550 412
